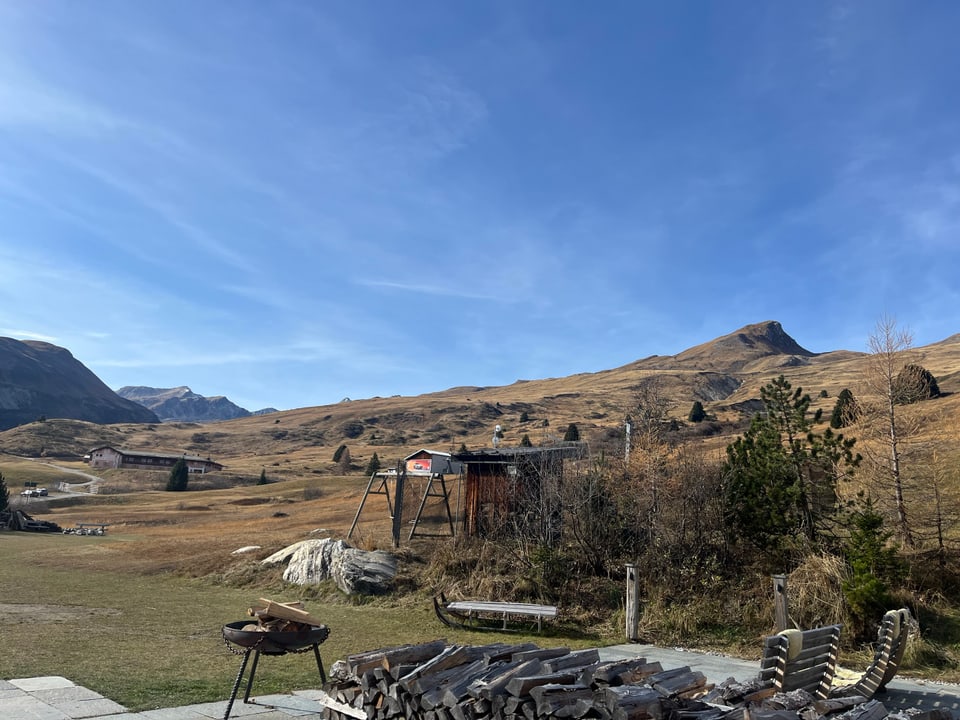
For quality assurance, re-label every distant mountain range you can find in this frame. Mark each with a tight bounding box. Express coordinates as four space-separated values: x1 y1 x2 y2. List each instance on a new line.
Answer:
116 386 277 423
0 338 158 431
1 322 957 461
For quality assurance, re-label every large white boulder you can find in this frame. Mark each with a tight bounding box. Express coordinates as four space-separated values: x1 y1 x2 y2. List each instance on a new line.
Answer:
261 538 397 595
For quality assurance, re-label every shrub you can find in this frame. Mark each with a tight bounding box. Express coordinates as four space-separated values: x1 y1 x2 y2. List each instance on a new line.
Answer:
563 423 580 442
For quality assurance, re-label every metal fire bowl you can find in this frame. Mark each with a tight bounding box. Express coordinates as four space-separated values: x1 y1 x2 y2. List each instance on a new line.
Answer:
222 620 330 655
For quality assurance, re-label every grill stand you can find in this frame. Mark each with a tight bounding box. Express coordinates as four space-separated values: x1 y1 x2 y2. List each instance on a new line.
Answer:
223 643 326 720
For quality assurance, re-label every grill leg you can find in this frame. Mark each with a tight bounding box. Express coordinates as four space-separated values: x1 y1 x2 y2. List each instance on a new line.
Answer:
223 649 252 720
312 643 327 683
242 649 263 703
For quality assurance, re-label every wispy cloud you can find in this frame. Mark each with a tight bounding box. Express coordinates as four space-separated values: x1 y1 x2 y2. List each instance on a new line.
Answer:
0 328 58 342
357 279 504 302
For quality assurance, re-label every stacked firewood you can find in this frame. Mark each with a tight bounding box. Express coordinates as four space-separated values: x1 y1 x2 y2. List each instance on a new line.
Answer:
319 640 710 720
242 597 326 632
316 641 954 720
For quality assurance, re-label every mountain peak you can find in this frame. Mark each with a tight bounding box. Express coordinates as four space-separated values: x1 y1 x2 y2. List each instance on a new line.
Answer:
673 321 812 372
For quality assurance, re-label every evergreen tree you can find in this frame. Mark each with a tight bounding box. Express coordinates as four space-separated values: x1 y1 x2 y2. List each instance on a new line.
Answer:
519 411 529 422
520 434 533 447
364 452 381 476
257 468 269 485
723 376 860 556
332 444 347 463
688 401 706 423
0 472 9 513
894 364 941 404
165 458 189 492
563 423 580 442
830 388 860 428
842 500 906 634
337 446 352 474
457 443 468 455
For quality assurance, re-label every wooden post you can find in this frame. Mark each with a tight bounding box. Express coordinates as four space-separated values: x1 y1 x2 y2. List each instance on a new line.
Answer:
773 574 788 631
625 563 640 641
392 464 406 549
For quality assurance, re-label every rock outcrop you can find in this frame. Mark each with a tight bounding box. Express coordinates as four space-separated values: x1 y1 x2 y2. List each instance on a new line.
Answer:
261 538 397 595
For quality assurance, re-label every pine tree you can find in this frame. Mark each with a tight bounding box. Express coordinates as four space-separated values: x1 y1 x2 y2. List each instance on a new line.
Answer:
830 388 860 428
894 364 941 404
688 401 706 423
337 446 352 474
257 468 269 485
563 423 580 442
723 375 860 556
364 452 381 476
842 499 906 634
332 444 347 463
0 472 9 512
520 434 533 447
165 458 189 492
519 411 529 422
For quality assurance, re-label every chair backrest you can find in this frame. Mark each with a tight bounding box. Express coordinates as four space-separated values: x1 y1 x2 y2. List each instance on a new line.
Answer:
878 607 912 690
847 607 911 698
759 624 842 699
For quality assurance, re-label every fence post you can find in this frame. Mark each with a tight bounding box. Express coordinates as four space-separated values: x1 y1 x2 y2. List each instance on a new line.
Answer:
625 563 640 641
773 574 788 632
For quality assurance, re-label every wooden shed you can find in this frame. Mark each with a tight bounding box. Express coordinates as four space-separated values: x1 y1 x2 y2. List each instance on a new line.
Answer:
454 444 586 542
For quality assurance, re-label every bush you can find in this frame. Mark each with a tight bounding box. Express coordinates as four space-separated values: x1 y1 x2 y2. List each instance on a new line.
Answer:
563 423 580 442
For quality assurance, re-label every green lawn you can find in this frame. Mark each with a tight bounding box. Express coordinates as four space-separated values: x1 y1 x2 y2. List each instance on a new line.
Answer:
0 532 596 711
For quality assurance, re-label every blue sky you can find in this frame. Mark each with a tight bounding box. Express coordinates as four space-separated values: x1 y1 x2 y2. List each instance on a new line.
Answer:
2 2 958 412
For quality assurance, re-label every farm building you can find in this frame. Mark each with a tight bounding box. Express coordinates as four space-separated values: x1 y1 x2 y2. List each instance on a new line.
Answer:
86 446 223 473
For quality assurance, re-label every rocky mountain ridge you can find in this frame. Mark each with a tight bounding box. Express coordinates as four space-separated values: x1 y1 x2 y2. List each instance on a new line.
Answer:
116 385 276 423
0 338 158 431
1 321 957 466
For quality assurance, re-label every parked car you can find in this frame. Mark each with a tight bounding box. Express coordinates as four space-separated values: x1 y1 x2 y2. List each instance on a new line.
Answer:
37 487 48 496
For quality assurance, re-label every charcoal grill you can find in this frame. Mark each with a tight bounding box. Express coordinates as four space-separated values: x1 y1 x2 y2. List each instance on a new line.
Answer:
221 620 329 719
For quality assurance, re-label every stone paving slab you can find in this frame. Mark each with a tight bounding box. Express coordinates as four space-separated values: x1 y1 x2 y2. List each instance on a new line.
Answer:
10 676 78 692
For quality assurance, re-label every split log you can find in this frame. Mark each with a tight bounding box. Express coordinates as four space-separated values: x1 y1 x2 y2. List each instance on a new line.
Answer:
833 700 889 720
472 659 544 700
646 667 708 697
399 646 473 691
542 648 601 672
529 683 594 717
596 684 663 720
348 639 449 677
506 671 579 697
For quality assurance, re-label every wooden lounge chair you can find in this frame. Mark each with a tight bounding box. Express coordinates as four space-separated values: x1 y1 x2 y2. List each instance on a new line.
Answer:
758 624 843 699
829 608 912 700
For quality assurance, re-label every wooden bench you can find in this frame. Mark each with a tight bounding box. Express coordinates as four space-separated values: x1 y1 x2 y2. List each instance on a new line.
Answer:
758 624 842 699
434 594 557 632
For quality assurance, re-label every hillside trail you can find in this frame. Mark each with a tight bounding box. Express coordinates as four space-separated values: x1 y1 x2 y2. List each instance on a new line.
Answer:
26 458 105 492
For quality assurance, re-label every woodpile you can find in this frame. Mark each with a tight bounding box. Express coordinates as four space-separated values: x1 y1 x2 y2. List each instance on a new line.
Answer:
1 508 61 532
316 641 952 720
242 598 326 633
